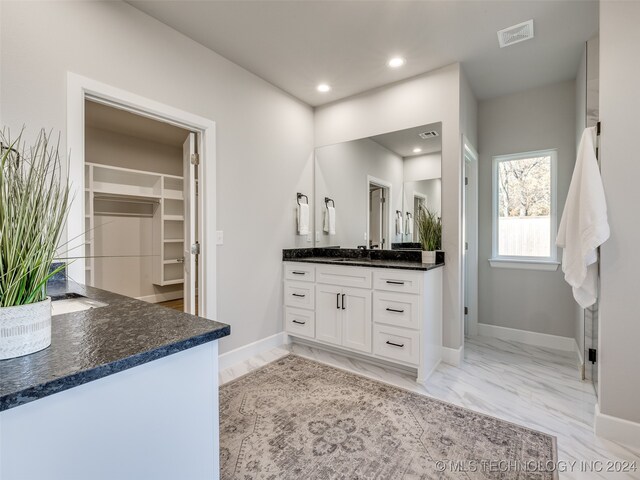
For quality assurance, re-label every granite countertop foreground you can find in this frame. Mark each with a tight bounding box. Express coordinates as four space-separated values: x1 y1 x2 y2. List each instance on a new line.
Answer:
0 280 230 412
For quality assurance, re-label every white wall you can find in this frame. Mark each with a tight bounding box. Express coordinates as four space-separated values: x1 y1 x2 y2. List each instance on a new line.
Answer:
477 81 577 338
599 0 640 424
0 1 314 354
403 153 441 181
315 138 403 248
315 63 477 350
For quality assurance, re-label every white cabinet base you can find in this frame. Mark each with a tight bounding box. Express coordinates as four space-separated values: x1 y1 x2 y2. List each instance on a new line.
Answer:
284 262 443 385
0 342 219 480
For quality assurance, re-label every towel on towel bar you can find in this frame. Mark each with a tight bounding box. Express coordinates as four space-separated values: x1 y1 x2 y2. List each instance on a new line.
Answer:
406 214 414 236
323 206 336 235
297 203 309 235
395 211 404 236
556 126 609 308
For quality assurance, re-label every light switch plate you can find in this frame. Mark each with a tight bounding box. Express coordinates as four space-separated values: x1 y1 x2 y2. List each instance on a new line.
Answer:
216 231 223 245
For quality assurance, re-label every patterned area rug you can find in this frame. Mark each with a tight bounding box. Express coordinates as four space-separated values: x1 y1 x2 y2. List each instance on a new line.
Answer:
220 355 558 479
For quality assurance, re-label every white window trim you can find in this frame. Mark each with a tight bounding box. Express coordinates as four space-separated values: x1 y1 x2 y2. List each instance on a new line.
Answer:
490 149 559 271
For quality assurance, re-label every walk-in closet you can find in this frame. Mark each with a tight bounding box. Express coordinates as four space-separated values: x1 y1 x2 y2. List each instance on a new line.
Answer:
83 100 196 312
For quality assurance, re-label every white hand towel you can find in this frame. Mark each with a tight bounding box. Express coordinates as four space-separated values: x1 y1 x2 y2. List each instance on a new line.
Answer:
395 212 404 235
297 203 309 235
406 214 414 236
556 126 609 308
323 206 336 235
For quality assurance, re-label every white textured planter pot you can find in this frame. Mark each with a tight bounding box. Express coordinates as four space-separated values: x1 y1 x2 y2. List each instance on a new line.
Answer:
422 251 436 264
0 297 52 360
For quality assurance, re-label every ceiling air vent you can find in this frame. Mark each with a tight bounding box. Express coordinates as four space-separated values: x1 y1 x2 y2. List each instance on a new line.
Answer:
497 20 534 48
418 131 439 139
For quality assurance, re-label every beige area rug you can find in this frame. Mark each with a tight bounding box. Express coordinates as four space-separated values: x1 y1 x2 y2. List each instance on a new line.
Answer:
220 355 558 479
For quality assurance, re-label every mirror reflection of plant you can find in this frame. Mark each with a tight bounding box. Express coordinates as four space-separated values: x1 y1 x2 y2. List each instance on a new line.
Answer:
0 129 70 307
416 206 441 251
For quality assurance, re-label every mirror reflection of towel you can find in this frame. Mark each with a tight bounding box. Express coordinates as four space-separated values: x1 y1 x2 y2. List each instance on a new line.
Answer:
297 203 309 235
406 215 413 236
323 206 336 235
395 212 404 235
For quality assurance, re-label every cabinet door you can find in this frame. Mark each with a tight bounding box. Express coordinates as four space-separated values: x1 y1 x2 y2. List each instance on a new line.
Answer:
341 287 372 353
315 285 343 346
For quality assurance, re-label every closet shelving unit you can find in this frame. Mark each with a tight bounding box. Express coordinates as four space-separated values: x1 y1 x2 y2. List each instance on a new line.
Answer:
84 162 185 287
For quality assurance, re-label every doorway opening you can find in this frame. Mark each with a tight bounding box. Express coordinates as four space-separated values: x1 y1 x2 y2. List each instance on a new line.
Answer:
83 100 200 314
463 138 479 337
367 178 391 249
412 193 427 242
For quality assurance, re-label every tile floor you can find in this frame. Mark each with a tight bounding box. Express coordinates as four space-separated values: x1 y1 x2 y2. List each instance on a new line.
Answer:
219 336 640 479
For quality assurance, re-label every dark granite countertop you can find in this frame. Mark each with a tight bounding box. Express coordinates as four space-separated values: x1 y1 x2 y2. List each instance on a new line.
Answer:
0 280 230 412
283 247 445 271
286 256 444 271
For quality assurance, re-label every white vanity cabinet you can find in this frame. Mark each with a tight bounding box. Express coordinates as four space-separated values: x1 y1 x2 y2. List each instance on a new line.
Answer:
283 261 443 383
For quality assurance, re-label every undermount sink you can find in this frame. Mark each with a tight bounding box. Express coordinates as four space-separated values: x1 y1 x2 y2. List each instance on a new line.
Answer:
51 294 108 316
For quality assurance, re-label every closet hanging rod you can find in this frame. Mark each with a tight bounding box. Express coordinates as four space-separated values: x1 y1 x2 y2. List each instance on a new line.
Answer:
325 197 335 208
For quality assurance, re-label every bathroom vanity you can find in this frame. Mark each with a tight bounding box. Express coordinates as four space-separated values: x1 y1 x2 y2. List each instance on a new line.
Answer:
283 250 443 383
0 280 230 480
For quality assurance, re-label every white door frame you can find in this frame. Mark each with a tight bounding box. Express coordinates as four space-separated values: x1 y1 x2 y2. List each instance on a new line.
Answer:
462 136 479 337
366 175 393 249
66 72 217 320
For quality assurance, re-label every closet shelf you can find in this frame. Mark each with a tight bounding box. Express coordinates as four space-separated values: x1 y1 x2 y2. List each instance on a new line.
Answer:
163 238 184 243
161 279 184 286
164 215 184 221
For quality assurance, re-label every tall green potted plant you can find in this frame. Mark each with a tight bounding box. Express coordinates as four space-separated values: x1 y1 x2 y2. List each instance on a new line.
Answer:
0 130 70 360
416 206 442 264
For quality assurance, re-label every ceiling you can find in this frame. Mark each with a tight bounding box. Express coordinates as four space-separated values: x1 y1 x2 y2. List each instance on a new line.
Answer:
370 122 441 158
128 0 598 107
85 100 190 147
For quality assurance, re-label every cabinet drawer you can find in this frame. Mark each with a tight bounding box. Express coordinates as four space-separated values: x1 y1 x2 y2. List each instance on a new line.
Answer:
285 307 315 339
284 263 315 282
316 265 372 289
373 270 422 294
373 291 420 329
373 324 420 366
284 281 315 309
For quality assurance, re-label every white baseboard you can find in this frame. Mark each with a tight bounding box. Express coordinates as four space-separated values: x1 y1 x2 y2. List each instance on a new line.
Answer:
136 291 183 304
218 332 290 371
442 346 464 366
476 323 576 351
595 403 640 449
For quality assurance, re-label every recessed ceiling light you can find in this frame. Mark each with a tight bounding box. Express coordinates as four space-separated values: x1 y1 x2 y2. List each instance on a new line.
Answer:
317 83 331 93
387 57 406 68
412 147 422 154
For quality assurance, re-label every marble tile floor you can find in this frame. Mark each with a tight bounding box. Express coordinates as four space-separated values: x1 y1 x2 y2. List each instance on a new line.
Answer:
219 336 640 479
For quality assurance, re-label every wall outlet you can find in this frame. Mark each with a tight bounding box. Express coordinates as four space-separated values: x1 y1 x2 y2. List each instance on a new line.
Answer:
316 231 320 242
216 231 223 245
307 233 312 242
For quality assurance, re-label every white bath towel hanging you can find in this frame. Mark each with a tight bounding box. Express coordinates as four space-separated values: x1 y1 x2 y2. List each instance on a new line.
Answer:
556 126 609 308
323 206 336 235
395 211 404 236
406 214 414 237
297 203 309 235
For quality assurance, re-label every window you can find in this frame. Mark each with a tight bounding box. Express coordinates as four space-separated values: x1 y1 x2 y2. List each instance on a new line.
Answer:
490 149 558 270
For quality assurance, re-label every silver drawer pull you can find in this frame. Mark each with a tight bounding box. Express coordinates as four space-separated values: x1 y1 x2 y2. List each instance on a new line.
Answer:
386 340 405 348
386 280 405 285
292 320 306 325
386 307 405 313
292 293 306 298
292 271 306 275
